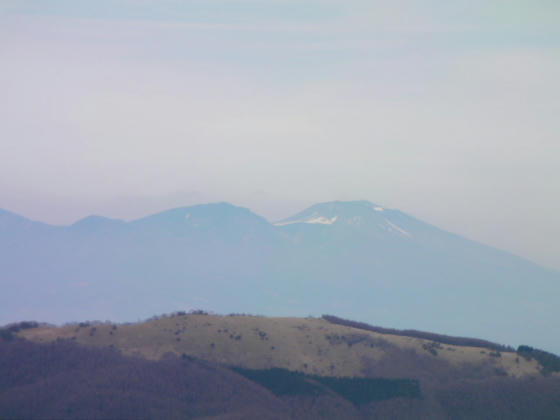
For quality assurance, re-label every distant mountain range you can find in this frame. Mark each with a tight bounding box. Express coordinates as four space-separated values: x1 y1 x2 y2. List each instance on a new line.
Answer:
1 201 559 353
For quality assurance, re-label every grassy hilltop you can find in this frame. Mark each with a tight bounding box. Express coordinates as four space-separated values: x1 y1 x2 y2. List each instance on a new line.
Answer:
18 313 543 379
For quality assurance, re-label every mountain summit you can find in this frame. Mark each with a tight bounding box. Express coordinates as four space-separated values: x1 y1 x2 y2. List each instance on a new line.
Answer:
275 200 411 237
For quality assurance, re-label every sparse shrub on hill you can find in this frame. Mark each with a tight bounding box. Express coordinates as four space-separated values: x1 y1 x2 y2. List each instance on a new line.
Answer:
322 315 514 352
190 309 209 315
325 332 391 351
422 342 442 356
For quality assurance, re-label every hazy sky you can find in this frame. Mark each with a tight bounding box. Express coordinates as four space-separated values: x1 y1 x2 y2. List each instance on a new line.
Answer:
1 1 559 270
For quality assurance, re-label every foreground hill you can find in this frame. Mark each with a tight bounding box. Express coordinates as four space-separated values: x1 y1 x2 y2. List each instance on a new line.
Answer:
0 337 291 420
1 201 559 353
16 313 543 378
4 313 560 419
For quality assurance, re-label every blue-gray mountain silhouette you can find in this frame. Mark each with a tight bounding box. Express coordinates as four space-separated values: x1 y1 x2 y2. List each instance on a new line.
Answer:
1 201 558 353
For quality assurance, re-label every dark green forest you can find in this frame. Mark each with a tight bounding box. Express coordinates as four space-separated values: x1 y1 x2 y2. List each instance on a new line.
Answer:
232 367 420 404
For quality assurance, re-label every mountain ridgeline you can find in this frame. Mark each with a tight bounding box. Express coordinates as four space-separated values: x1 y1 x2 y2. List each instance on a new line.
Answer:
1 201 559 353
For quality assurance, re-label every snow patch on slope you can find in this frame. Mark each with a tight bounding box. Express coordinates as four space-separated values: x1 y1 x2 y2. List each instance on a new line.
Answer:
306 216 338 225
385 219 411 237
274 216 338 226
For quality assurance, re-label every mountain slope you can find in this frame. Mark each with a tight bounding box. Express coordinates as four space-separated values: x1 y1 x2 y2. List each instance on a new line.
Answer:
270 201 560 353
1 200 558 353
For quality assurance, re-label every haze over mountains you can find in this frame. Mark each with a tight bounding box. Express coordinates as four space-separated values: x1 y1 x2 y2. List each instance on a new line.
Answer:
1 200 559 354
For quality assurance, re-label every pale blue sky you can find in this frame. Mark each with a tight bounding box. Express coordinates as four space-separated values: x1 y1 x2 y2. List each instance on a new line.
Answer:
1 1 559 270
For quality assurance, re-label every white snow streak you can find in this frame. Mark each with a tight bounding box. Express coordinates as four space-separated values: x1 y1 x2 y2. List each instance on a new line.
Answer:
385 220 411 237
274 216 338 226
306 216 338 225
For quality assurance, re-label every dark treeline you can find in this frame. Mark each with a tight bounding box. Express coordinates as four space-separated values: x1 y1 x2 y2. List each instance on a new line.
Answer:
0 321 41 340
315 376 420 405
518 345 560 375
232 367 421 405
322 315 514 352
232 367 325 397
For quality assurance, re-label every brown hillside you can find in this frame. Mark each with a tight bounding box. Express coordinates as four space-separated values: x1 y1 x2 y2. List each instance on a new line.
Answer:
18 313 542 379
